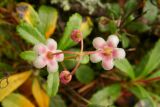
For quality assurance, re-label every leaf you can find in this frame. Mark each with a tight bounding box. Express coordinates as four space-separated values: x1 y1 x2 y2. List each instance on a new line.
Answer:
58 13 93 50
114 58 135 79
16 2 40 27
144 0 158 23
2 93 35 107
0 71 32 101
20 51 36 62
17 23 46 45
50 95 66 107
38 5 58 38
58 13 82 50
32 78 49 107
75 65 95 84
80 55 89 64
124 0 137 14
129 85 156 107
140 39 160 77
127 22 151 33
134 99 155 107
89 84 121 107
47 72 59 96
148 70 160 79
121 33 130 48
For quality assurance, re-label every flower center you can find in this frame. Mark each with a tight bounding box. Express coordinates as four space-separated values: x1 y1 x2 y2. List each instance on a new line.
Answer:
46 51 54 60
103 47 112 56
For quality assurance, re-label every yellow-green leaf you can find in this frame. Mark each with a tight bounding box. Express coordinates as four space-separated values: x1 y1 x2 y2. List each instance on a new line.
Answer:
0 71 32 101
38 5 58 38
16 2 40 27
32 78 49 107
2 93 35 107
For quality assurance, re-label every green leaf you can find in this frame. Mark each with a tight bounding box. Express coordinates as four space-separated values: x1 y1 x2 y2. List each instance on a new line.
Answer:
89 84 121 107
134 99 155 107
16 2 40 27
17 23 46 45
129 85 156 107
80 55 89 64
121 33 130 48
58 13 93 50
108 21 117 34
50 95 66 107
58 13 82 50
75 65 95 84
114 58 135 79
38 5 58 38
127 22 150 33
140 39 160 77
47 72 59 96
144 0 158 23
148 70 160 79
20 51 36 62
124 0 137 14
2 93 35 107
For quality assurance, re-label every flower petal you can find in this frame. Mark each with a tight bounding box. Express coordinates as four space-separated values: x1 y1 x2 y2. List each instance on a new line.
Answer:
33 56 47 68
106 35 119 47
92 37 106 49
113 48 126 59
33 43 47 55
102 57 114 70
47 60 58 72
90 53 102 63
55 50 64 62
46 38 57 51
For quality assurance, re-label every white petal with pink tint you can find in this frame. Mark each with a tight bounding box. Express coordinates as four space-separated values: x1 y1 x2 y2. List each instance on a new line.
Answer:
33 56 47 68
102 58 114 70
92 37 106 49
46 38 57 51
106 35 119 47
113 48 126 59
55 50 64 62
90 53 102 63
33 43 47 55
47 60 58 72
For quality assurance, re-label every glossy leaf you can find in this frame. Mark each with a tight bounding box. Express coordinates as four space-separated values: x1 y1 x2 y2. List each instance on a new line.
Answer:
38 5 58 38
75 65 95 84
121 33 130 48
47 72 59 96
16 2 40 27
114 58 135 79
0 71 32 101
32 78 49 107
17 23 46 45
2 93 35 107
89 84 121 107
140 39 160 77
20 51 36 62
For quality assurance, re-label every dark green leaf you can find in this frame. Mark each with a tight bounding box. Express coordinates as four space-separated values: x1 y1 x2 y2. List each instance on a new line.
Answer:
75 65 95 84
50 95 66 107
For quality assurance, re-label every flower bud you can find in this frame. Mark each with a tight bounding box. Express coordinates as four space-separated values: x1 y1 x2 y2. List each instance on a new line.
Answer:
71 29 82 43
60 70 72 84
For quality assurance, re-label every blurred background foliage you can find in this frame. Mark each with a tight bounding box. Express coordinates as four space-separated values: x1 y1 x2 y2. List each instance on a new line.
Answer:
0 0 160 107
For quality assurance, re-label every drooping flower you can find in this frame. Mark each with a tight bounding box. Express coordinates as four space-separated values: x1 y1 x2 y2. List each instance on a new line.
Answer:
90 35 126 70
60 70 72 84
71 29 82 43
33 38 64 72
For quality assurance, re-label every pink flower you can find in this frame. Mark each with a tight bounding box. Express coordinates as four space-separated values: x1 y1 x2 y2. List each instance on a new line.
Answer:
71 29 82 43
33 38 64 72
60 70 72 84
90 35 126 70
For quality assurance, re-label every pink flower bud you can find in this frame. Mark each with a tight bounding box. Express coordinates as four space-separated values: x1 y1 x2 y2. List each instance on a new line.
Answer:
71 29 82 43
60 70 72 84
